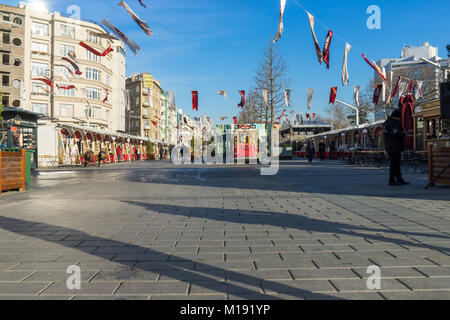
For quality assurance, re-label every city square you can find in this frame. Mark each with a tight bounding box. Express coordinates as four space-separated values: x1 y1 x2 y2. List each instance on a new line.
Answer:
0 0 449 306
0 160 449 300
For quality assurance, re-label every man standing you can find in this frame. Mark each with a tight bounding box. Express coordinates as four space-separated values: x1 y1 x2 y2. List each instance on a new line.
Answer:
319 140 326 161
306 140 315 163
383 109 409 186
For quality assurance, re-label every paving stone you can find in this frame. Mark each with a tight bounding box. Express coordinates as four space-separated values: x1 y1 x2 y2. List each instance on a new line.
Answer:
261 280 336 294
115 281 189 295
330 279 410 292
289 268 358 280
398 278 450 291
41 282 119 295
0 282 52 295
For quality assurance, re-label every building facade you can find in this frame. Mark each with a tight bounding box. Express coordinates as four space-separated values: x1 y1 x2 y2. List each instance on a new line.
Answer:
126 72 164 142
20 3 126 132
0 4 25 109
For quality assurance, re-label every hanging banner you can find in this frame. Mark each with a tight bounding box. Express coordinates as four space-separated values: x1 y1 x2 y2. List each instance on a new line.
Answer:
354 86 360 107
103 88 109 104
362 53 386 81
89 32 119 41
57 84 76 90
102 19 141 55
79 42 113 56
62 57 82 75
307 12 323 64
262 89 269 107
408 80 415 94
284 89 291 107
192 91 199 111
322 30 333 69
277 109 286 121
341 42 351 86
307 88 313 109
373 84 383 105
273 0 287 43
238 90 246 108
119 1 154 36
32 77 53 88
415 81 424 100
398 81 408 97
391 76 402 98
329 87 337 105
233 117 238 125
300 112 304 124
217 90 227 99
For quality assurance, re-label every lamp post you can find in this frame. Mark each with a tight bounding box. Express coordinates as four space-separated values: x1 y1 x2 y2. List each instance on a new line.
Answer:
362 129 368 150
335 99 360 127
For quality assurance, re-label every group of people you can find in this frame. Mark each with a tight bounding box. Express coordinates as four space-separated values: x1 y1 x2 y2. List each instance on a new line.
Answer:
305 139 336 163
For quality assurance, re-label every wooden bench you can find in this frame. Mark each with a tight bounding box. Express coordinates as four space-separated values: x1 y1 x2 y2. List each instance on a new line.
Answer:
428 143 450 187
0 149 26 195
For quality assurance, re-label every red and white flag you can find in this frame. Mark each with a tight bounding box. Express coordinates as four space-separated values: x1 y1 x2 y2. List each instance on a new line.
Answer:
373 84 383 105
398 81 408 97
79 42 113 56
277 109 286 121
307 88 313 109
192 91 199 111
103 88 109 104
362 53 386 82
329 87 337 105
273 0 287 43
238 90 246 108
391 76 402 98
322 30 333 69
233 117 238 125
307 13 323 64
341 42 351 86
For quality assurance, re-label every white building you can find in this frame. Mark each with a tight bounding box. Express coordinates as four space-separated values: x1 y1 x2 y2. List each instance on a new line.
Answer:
375 43 449 121
20 2 126 132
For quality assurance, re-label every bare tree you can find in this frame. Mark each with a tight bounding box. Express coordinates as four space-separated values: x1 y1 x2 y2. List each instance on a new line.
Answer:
326 103 351 129
238 89 262 124
253 43 291 125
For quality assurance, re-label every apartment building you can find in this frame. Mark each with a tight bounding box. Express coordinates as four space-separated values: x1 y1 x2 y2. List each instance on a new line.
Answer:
126 72 164 141
0 4 25 109
20 3 126 131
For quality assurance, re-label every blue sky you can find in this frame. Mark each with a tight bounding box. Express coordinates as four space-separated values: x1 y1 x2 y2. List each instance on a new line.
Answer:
7 0 450 123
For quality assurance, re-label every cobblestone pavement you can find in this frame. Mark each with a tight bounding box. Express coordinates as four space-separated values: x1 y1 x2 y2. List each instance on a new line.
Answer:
0 160 449 300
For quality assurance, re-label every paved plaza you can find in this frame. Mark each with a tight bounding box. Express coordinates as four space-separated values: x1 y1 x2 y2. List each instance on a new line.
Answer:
0 160 449 300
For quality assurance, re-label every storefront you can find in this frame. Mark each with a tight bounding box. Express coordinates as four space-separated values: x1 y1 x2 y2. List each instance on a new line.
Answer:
414 98 443 151
0 107 42 169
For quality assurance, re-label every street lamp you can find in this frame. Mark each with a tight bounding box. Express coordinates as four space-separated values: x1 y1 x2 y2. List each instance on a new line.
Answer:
362 129 369 150
335 99 360 127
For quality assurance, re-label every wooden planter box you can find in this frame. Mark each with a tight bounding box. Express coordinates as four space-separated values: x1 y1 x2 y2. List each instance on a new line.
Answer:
0 149 26 195
428 140 450 187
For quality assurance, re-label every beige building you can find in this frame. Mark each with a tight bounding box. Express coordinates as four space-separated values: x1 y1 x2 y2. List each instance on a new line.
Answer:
19 3 126 132
0 4 25 109
126 72 164 141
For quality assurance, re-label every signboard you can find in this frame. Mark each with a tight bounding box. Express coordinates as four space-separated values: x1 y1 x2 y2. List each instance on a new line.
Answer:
143 74 153 88
235 124 256 130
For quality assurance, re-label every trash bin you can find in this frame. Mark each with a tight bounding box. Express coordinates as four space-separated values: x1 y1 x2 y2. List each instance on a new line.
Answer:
25 149 35 190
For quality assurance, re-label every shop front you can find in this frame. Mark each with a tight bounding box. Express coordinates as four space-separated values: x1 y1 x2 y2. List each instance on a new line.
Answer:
0 107 42 169
414 98 444 151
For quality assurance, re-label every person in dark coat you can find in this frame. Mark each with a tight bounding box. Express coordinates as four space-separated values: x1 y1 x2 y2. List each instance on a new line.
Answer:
306 140 315 163
319 140 326 161
329 141 336 160
383 109 409 186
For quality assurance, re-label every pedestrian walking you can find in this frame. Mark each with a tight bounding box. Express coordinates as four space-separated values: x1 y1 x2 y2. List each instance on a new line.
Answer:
159 145 164 160
306 140 315 163
330 141 336 160
98 150 106 167
383 109 409 186
319 140 326 161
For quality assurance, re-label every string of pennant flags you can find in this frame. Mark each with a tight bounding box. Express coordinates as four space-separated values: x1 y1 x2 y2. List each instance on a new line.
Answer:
32 0 433 128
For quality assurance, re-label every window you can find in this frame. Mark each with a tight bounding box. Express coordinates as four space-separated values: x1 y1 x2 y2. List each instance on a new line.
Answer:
32 83 48 96
106 75 111 86
2 53 9 65
88 106 101 118
12 38 22 46
3 13 10 22
32 42 48 54
13 58 22 67
32 103 48 114
32 22 48 36
58 84 75 97
32 62 48 76
2 75 9 86
86 31 100 44
12 79 21 88
86 68 101 81
60 44 75 57
59 104 74 117
13 17 22 26
2 94 9 107
3 32 10 44
85 87 100 100
60 25 75 38
86 50 100 63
